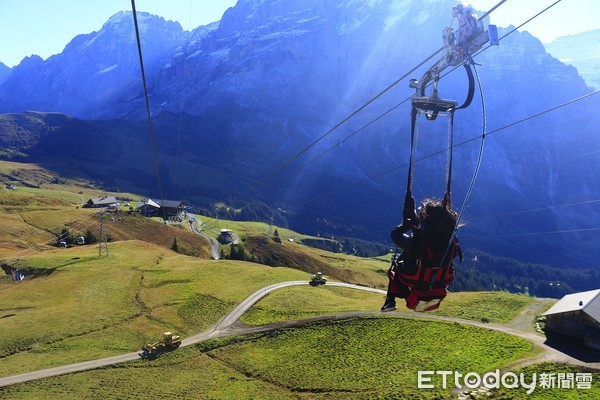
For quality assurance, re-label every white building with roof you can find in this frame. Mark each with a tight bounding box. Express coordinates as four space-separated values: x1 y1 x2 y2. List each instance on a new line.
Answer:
85 196 119 208
135 199 160 215
542 289 600 350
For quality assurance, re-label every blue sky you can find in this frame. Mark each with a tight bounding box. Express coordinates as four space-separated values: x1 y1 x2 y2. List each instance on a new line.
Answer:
0 0 598 68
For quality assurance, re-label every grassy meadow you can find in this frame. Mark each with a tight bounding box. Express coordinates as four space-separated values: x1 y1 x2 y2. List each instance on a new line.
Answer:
0 317 542 399
2 161 588 400
0 240 313 376
240 286 537 326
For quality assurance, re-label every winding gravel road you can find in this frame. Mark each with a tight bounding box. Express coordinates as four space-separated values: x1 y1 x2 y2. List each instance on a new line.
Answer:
0 281 596 388
189 219 220 260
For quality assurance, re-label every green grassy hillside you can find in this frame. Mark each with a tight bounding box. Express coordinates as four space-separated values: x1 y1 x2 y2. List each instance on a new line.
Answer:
3 161 591 400
0 317 557 400
0 190 210 260
0 240 311 375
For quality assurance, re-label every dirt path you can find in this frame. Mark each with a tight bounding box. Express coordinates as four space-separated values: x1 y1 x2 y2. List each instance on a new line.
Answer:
0 281 597 388
504 297 554 331
189 219 220 259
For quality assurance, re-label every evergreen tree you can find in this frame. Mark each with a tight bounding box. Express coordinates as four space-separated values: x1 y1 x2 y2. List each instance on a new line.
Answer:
84 229 97 244
171 237 179 253
230 243 247 261
59 227 74 244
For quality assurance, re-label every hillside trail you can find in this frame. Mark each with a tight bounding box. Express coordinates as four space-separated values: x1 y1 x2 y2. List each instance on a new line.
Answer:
189 218 220 259
504 297 555 332
0 281 597 389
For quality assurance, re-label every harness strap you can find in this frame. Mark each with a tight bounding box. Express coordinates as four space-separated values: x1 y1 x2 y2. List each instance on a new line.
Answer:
403 105 418 225
443 110 455 210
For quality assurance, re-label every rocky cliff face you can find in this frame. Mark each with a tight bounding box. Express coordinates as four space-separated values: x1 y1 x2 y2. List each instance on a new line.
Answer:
0 0 598 268
0 12 188 118
0 62 10 86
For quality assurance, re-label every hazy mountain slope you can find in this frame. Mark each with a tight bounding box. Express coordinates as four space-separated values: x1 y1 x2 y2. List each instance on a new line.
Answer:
0 12 188 118
545 29 600 89
0 62 10 86
0 0 598 269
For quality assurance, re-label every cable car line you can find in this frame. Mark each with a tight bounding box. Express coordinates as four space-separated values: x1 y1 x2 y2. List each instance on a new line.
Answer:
130 0 166 220
291 89 599 208
291 0 565 179
246 0 512 195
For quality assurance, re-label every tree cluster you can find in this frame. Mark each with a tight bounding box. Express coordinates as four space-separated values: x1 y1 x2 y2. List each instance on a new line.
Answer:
451 250 600 298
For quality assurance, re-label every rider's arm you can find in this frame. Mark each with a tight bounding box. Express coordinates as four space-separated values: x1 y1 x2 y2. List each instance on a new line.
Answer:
391 224 413 251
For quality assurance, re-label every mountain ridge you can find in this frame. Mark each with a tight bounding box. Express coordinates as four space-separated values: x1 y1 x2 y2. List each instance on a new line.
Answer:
0 0 598 269
545 29 600 89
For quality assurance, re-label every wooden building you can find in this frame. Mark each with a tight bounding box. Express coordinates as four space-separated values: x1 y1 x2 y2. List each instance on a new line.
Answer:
154 200 186 216
543 289 600 350
135 199 161 216
135 199 186 217
84 196 118 208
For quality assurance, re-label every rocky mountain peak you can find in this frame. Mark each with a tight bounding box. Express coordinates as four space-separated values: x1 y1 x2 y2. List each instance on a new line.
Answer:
0 0 597 268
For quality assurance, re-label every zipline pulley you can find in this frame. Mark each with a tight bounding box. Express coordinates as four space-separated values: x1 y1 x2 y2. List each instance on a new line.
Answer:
403 3 498 219
409 4 497 118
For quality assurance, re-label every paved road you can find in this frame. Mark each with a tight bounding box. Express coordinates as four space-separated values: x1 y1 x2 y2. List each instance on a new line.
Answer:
189 219 220 260
0 281 596 388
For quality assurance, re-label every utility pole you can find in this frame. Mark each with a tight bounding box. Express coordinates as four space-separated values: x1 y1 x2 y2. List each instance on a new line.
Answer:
99 213 109 257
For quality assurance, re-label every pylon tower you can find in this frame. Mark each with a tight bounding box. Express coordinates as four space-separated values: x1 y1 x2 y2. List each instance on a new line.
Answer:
99 213 109 257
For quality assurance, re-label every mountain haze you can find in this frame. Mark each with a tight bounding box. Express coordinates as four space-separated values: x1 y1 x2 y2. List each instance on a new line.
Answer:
545 29 600 90
0 62 10 86
0 0 598 269
0 12 188 118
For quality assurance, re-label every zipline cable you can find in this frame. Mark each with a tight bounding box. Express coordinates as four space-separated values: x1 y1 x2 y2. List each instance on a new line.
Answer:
300 194 600 241
247 0 512 194
289 0 561 177
468 198 600 221
464 227 600 239
477 0 508 20
454 62 486 233
172 0 195 199
291 89 600 207
439 0 563 83
437 62 487 270
246 46 444 194
131 0 166 220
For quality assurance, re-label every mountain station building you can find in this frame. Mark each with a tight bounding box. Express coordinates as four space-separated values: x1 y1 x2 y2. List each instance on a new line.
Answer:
135 199 186 217
542 289 600 350
84 196 119 208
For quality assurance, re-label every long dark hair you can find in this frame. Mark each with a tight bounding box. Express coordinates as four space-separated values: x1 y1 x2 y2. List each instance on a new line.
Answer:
416 198 458 253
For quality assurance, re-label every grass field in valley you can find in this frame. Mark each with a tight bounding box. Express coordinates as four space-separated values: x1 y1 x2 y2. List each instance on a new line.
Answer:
241 286 538 325
0 317 538 399
0 240 310 376
0 168 572 399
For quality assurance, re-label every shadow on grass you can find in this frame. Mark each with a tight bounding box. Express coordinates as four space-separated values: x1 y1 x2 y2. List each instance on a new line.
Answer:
1 264 57 279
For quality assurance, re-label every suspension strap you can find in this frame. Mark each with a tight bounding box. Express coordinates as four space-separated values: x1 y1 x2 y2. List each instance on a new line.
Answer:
403 105 418 224
443 110 455 209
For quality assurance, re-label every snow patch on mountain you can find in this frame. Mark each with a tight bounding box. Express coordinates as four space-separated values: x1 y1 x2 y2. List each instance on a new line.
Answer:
97 64 118 74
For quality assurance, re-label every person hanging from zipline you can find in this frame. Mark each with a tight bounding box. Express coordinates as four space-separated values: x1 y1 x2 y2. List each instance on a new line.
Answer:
381 197 462 312
377 3 495 311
